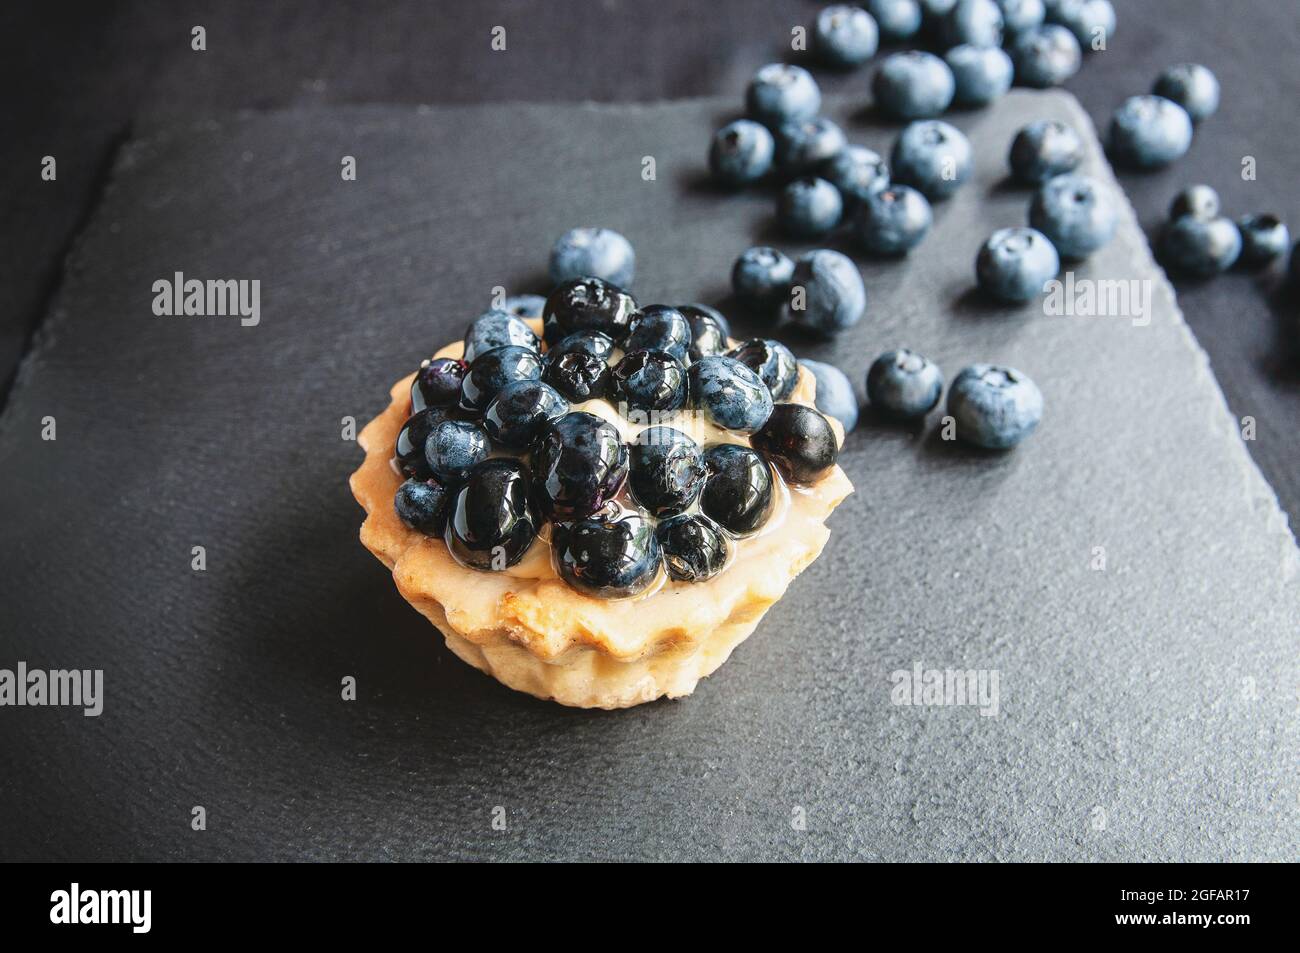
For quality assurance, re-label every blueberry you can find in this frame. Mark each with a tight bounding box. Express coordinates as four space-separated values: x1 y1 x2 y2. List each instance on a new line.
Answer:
784 249 867 335
543 351 610 403
394 477 451 536
502 294 546 320
751 404 840 485
1159 216 1242 278
629 426 708 517
941 0 1004 47
728 339 800 400
732 246 796 311
1008 119 1083 185
611 350 688 414
543 276 637 345
679 304 730 359
1153 63 1219 123
1108 95 1193 169
1235 215 1290 270
482 379 569 451
411 357 467 413
746 63 822 127
814 4 880 67
553 513 662 599
1291 242 1300 287
532 412 629 520
996 0 1045 35
459 344 543 412
1046 0 1115 51
820 145 891 208
656 514 731 583
945 44 1013 107
625 305 692 362
777 177 844 239
801 359 859 432
775 117 848 175
866 0 923 41
1029 173 1116 260
873 51 955 120
463 309 540 363
890 120 973 200
688 356 775 433
395 407 446 479
549 227 636 288
700 444 775 536
854 184 933 256
866 349 944 419
1169 184 1220 221
947 364 1043 449
1010 24 1081 88
425 418 491 483
709 119 776 187
976 226 1060 302
546 330 617 363
446 458 540 570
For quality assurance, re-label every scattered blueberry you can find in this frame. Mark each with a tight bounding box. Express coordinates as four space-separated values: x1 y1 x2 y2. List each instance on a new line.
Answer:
544 351 611 403
459 344 543 412
549 227 636 288
732 246 796 311
946 44 1014 108
611 349 688 413
778 176 844 239
976 226 1060 302
941 0 1004 48
947 364 1043 449
1153 63 1219 123
801 359 860 431
502 294 546 321
1168 184 1220 221
1046 0 1115 51
629 426 708 517
1108 95 1193 169
709 119 776 187
680 304 730 359
425 418 491 483
463 308 540 363
1010 24 1081 88
890 119 973 200
445 458 540 569
746 63 822 126
531 412 629 520
751 404 840 485
395 407 446 479
1291 242 1300 286
784 248 868 334
821 145 891 207
814 4 880 67
1029 173 1116 259
776 117 848 175
656 514 730 583
1159 215 1242 278
543 276 637 345
411 357 467 413
996 0 1046 35
873 51 955 120
553 513 663 599
866 0 924 41
688 356 775 433
867 349 944 419
1235 215 1290 270
700 444 775 536
394 477 451 537
625 305 693 362
482 379 569 451
854 184 933 256
728 339 800 400
1008 119 1083 185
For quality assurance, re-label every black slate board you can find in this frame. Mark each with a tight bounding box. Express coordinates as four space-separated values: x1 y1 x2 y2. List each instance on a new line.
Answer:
0 92 1296 861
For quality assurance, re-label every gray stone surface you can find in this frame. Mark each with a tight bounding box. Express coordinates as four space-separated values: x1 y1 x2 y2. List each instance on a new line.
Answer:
0 92 1295 861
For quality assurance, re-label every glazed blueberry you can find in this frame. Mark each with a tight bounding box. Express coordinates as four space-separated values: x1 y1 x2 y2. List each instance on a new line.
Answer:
1108 95 1193 169
463 309 540 363
543 351 610 403
394 477 451 536
709 119 776 187
784 249 867 335
821 145 890 208
411 357 467 413
679 304 730 359
1010 24 1081 88
546 330 617 363
946 45 1013 108
1046 0 1115 51
425 418 491 483
395 407 447 479
656 514 730 583
814 4 880 67
549 227 636 288
751 404 839 485
976 227 1060 302
700 444 775 536
775 117 848 176
872 51 955 120
459 344 543 412
625 305 693 362
941 0 1004 47
1235 215 1290 270
866 0 923 41
688 356 775 433
732 246 796 311
801 359 859 432
729 339 799 400
628 426 707 517
1029 173 1116 260
531 412 629 520
867 349 943 419
746 63 822 126
1159 216 1242 278
553 513 662 599
445 458 540 570
482 379 569 451
543 276 637 346
947 364 1043 449
502 294 546 320
890 120 973 201
1153 63 1219 123
1008 119 1083 185
611 349 688 413
778 177 844 239
1169 184 1220 221
996 0 1045 35
855 184 933 256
